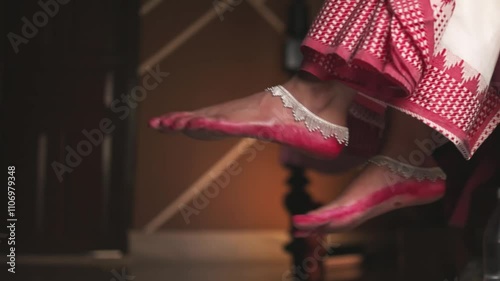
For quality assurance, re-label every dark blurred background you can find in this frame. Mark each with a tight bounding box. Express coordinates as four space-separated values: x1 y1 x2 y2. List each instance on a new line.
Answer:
1 1 498 281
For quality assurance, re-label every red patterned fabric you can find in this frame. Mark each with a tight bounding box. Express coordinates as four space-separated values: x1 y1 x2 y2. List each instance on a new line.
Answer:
301 0 500 159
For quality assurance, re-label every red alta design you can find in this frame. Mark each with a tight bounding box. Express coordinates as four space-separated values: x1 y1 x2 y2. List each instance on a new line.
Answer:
149 113 346 159
293 178 446 232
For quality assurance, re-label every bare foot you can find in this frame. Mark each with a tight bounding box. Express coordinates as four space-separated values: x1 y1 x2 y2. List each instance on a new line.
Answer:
315 157 438 210
293 153 446 231
150 72 357 158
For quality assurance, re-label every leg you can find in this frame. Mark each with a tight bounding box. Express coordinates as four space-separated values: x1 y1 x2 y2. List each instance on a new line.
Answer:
380 109 442 168
150 72 357 158
293 109 447 232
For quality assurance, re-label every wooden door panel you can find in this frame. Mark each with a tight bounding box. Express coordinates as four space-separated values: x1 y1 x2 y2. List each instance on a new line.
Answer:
2 0 138 254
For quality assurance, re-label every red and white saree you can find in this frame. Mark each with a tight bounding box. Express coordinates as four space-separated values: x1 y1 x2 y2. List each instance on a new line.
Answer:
300 0 500 159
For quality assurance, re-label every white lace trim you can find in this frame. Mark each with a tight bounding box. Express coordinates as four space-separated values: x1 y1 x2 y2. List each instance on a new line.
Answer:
368 155 447 182
265 85 349 145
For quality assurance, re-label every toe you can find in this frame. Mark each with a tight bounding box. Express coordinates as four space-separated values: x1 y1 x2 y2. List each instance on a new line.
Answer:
156 112 191 129
171 115 195 130
292 214 326 227
148 117 162 129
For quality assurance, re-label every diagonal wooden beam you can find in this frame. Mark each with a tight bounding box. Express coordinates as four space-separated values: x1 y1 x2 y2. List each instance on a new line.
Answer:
247 0 285 33
138 9 219 75
144 138 257 233
142 2 286 233
140 0 164 17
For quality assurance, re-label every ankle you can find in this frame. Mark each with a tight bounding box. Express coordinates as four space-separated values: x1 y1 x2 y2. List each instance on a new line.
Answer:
379 150 438 168
284 74 336 110
290 74 334 94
